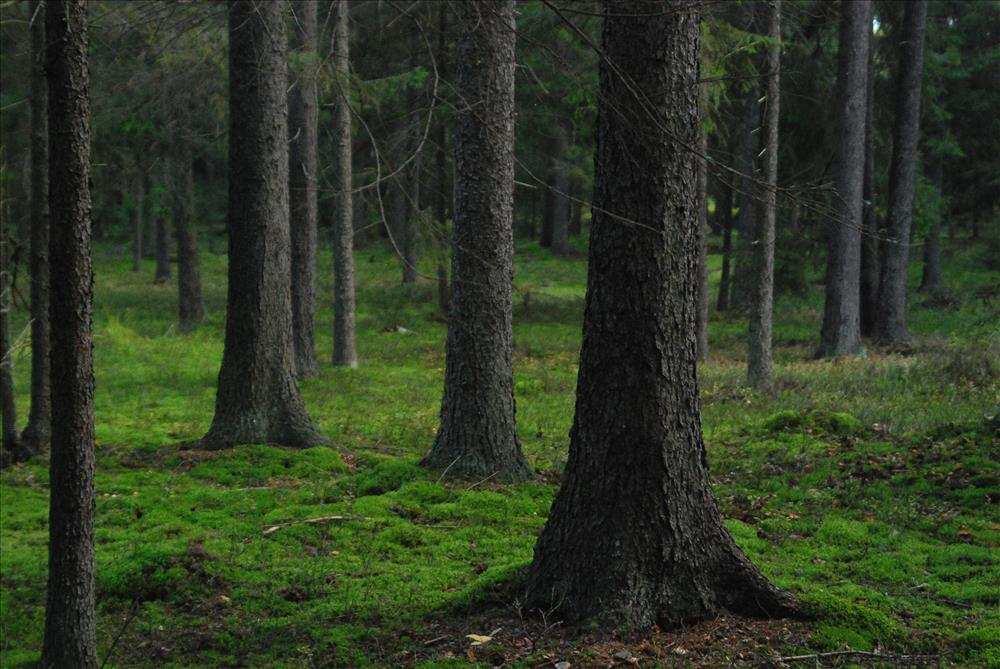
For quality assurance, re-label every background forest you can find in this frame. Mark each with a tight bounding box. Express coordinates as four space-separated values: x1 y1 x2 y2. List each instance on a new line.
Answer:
1 0 998 667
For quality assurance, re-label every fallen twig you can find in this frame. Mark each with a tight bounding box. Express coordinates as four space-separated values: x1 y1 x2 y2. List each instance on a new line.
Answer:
775 650 939 665
262 515 372 536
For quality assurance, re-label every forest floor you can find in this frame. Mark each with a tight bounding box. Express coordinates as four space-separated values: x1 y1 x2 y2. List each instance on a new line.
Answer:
1 235 998 668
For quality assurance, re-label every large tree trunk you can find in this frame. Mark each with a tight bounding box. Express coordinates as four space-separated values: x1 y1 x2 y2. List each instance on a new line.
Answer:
818 0 870 357
716 177 733 311
876 0 927 344
202 0 323 450
153 214 171 283
422 0 530 482
172 145 204 332
550 120 572 256
747 0 781 389
696 122 710 362
919 158 943 292
42 0 98 664
859 32 879 337
131 174 143 271
527 1 796 629
289 0 319 376
331 0 358 367
22 0 50 451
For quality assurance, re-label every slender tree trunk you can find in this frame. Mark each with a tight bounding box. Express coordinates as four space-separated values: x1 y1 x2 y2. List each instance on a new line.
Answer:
696 121 710 362
859 30 879 337
748 0 781 389
42 0 98 663
172 146 204 332
153 215 171 283
289 0 319 376
876 0 927 344
434 1 451 317
131 174 143 271
818 0 870 358
716 178 733 311
331 0 357 367
551 120 572 256
1 248 19 461
402 132 421 284
540 148 555 248
422 0 530 482
569 173 584 236
527 2 796 628
142 173 155 259
919 157 943 292
202 0 323 449
22 0 50 451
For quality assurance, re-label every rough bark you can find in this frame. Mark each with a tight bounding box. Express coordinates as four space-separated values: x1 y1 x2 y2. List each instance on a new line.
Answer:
716 177 733 311
42 0 98 664
527 1 796 629
747 0 781 389
859 32 879 337
22 0 50 451
202 0 324 450
131 174 143 271
289 0 319 376
696 123 710 362
876 0 927 344
153 215 171 283
818 0 870 358
422 0 530 482
330 0 358 367
551 120 572 256
172 144 204 332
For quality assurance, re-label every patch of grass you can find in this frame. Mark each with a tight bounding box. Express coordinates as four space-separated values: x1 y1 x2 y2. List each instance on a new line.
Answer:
2 236 998 666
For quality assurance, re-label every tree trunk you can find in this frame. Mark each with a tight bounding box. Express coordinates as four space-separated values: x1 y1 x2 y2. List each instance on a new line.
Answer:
569 173 584 236
919 157 943 292
859 31 879 337
422 0 530 482
289 0 319 376
131 174 143 271
747 0 781 389
331 0 358 367
402 131 421 284
818 0 870 358
696 121 710 362
716 178 733 311
42 0 98 664
172 147 204 332
153 215 171 283
551 120 572 256
527 2 795 628
22 0 50 451
434 1 451 317
202 0 323 450
540 151 555 248
1 247 20 461
876 0 927 345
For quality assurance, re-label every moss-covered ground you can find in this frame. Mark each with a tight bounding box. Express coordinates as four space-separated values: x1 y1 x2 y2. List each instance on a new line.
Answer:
1 235 997 667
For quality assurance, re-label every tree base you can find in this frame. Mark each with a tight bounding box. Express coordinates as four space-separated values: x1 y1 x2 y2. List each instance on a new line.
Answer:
199 415 327 450
421 438 532 483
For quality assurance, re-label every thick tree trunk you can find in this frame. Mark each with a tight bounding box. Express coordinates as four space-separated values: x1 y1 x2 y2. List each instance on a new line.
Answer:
22 0 50 451
289 0 319 376
42 0 98 664
131 174 143 271
153 215 171 283
422 0 530 482
818 0 870 358
551 120 572 256
716 178 733 311
859 33 879 337
172 148 204 332
919 158 943 292
527 1 796 629
876 0 927 345
748 0 781 389
696 124 710 362
331 0 358 367
202 0 323 450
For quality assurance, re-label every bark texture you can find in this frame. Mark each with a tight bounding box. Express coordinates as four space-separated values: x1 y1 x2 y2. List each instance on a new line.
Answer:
1 253 19 461
860 33 879 337
22 0 50 450
202 0 323 449
330 0 357 367
422 0 530 482
747 0 781 389
818 0 870 357
696 125 710 362
527 1 796 628
153 215 171 283
289 0 319 376
172 146 204 332
42 0 98 664
876 0 927 344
